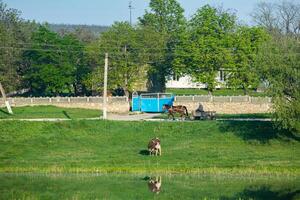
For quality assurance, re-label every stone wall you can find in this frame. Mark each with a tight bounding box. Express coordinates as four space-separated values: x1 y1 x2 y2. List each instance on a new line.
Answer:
174 96 272 114
0 97 130 113
0 96 272 114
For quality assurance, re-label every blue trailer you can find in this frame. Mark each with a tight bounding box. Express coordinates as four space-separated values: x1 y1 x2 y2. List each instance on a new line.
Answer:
132 93 174 113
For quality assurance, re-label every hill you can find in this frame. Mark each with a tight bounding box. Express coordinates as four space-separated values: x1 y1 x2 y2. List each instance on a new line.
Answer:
48 23 109 36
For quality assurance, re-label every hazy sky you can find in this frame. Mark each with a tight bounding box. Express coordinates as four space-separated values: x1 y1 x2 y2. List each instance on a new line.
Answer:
4 0 279 26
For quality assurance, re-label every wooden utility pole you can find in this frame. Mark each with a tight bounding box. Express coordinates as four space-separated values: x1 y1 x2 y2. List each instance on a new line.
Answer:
103 53 108 119
0 82 13 114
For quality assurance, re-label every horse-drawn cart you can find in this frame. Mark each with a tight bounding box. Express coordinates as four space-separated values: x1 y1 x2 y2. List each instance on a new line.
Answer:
191 104 216 120
191 110 216 120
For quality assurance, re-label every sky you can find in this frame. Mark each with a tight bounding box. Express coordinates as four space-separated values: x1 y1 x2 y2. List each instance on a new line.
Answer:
4 0 280 26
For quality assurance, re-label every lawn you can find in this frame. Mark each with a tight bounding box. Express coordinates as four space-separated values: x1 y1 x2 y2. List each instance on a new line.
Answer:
0 106 101 119
0 120 299 176
166 88 268 96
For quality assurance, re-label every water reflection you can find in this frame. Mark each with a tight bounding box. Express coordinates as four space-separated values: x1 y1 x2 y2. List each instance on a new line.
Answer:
0 174 299 199
147 176 162 194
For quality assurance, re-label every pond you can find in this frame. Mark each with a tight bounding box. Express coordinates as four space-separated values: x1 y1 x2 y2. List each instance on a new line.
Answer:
0 174 299 199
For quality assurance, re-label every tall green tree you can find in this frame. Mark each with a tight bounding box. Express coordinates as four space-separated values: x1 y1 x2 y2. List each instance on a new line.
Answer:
174 5 236 94
227 26 268 94
0 0 35 92
139 0 186 92
85 22 154 97
22 26 84 96
256 36 300 134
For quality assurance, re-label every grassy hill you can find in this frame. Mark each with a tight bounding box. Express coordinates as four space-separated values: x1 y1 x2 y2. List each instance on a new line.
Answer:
0 119 299 176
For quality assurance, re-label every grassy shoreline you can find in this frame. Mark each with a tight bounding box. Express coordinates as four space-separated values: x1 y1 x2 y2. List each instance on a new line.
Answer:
1 119 299 177
0 166 299 177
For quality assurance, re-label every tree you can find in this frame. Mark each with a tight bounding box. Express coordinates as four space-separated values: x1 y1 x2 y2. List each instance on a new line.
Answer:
22 26 84 96
227 26 269 94
256 36 300 134
174 5 236 94
84 22 152 97
139 0 186 92
252 1 300 36
0 0 35 92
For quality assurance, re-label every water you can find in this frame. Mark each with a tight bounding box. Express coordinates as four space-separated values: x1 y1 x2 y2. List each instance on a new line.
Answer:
0 174 299 200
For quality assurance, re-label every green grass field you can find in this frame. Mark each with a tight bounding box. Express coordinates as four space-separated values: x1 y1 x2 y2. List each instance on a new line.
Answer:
0 119 299 176
166 88 268 96
0 106 101 119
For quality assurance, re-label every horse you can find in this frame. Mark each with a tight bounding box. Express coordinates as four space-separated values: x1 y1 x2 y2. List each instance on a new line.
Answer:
163 104 189 120
148 138 161 156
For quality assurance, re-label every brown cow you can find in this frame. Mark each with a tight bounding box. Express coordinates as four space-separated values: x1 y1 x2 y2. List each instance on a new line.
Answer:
148 138 161 156
148 176 162 194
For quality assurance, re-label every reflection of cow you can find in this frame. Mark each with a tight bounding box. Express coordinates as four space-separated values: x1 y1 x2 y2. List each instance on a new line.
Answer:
148 177 162 194
148 138 161 156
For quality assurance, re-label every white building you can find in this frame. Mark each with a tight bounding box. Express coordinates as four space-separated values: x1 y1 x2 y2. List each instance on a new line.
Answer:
166 70 227 89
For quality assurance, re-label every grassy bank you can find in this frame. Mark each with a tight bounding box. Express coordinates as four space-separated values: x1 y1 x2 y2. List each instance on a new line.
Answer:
0 120 299 176
0 106 101 119
166 88 267 96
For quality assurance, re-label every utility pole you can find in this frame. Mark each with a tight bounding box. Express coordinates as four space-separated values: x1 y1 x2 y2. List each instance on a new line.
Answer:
0 82 13 114
129 1 133 26
102 53 108 119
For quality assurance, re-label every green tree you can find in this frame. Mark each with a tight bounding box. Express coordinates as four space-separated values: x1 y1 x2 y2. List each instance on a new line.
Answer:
256 36 300 134
174 5 236 94
227 26 268 94
0 0 35 92
139 0 186 92
22 26 83 96
85 22 152 97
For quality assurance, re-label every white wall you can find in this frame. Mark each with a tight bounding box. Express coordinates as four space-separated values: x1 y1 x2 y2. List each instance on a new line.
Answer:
166 72 226 89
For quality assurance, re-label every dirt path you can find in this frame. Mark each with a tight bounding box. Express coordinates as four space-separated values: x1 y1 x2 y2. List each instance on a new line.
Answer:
106 113 161 121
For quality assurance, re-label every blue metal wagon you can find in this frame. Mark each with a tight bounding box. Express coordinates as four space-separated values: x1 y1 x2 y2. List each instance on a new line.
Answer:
132 93 174 113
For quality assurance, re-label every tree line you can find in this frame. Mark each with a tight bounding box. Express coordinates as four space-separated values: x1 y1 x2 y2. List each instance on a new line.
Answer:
0 0 299 133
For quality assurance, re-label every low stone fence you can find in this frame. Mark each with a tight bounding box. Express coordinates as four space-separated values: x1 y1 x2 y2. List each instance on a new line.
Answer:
0 96 272 114
174 96 272 114
0 96 129 113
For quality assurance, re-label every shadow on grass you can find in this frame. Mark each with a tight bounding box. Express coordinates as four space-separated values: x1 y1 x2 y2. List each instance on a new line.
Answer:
62 111 71 119
223 186 300 200
0 108 10 115
218 121 300 143
139 150 149 156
